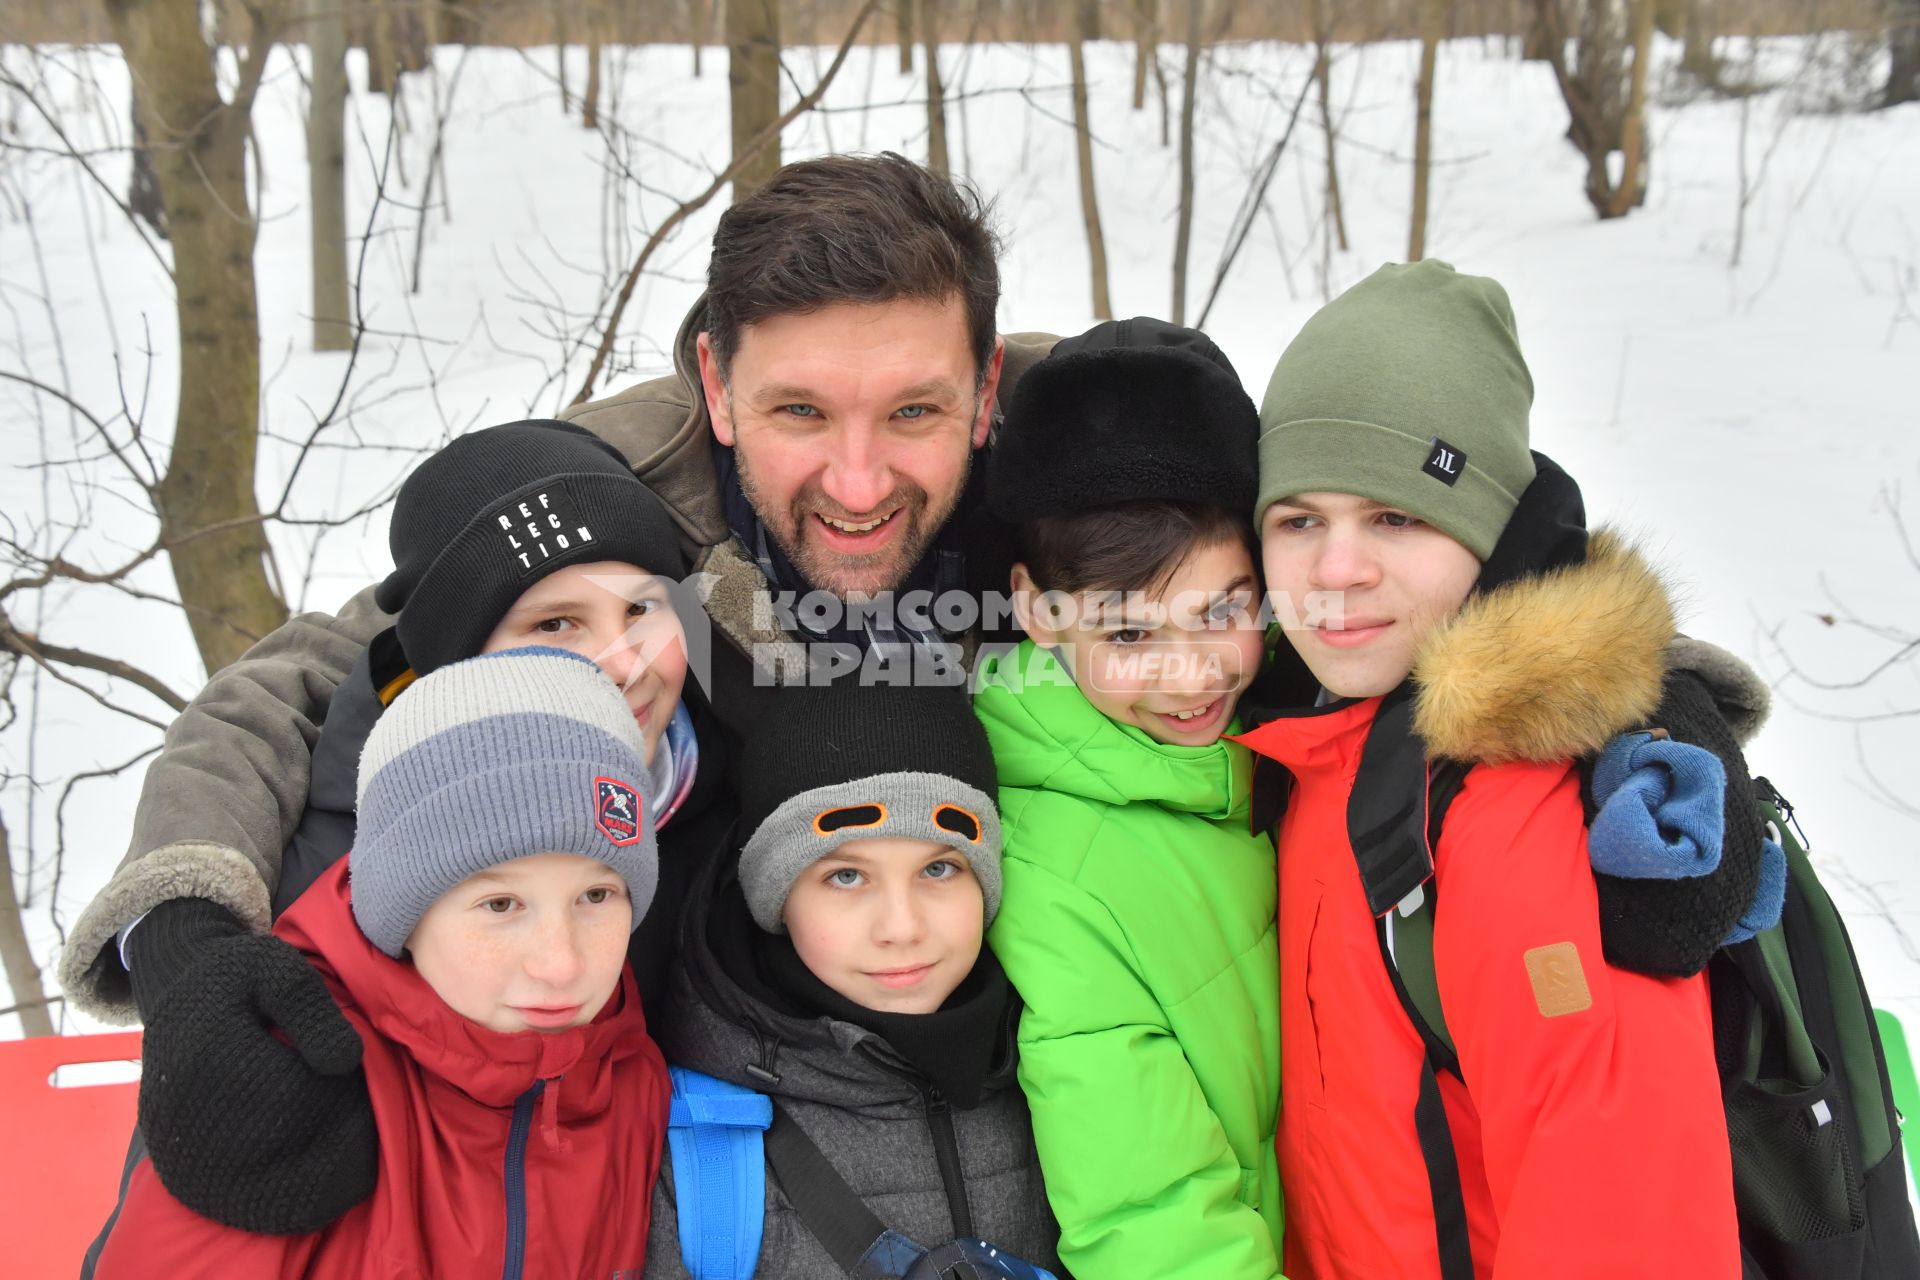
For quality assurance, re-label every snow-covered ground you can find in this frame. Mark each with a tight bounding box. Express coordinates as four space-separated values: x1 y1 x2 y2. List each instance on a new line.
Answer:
2 31 1916 1070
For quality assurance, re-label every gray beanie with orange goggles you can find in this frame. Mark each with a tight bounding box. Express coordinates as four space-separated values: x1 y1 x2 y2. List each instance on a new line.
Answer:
735 681 1003 933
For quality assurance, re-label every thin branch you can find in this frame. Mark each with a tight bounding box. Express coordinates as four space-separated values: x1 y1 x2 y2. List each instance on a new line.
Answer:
571 0 882 405
0 613 189 713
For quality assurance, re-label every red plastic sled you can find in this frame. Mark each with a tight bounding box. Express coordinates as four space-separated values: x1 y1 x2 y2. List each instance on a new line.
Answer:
0 1032 142 1279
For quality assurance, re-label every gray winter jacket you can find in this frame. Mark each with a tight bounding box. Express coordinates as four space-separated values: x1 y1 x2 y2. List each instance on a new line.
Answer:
56 300 1061 1022
644 856 1063 1279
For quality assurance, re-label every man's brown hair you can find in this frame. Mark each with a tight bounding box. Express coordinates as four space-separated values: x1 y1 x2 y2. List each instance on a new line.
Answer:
705 152 1001 382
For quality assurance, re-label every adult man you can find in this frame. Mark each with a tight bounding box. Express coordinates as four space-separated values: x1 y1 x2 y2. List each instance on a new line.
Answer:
61 152 1055 1237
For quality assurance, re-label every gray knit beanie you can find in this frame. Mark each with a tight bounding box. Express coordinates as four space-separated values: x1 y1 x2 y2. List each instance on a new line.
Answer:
1255 260 1537 561
351 647 659 957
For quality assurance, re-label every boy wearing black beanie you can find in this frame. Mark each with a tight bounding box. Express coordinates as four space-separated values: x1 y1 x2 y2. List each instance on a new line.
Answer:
75 419 733 1243
974 317 1287 1280
642 679 1062 1279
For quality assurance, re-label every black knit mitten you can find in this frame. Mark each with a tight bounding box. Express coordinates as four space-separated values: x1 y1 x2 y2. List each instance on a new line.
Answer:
128 898 379 1235
1585 671 1766 978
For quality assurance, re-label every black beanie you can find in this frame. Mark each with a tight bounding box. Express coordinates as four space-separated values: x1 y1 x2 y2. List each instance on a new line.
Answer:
735 680 1003 931
377 420 687 675
987 316 1260 522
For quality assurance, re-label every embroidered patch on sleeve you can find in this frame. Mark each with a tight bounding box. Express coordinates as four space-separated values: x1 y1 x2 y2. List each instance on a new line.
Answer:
1523 941 1593 1018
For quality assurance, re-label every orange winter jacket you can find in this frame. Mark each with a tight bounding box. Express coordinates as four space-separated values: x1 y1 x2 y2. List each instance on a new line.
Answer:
1236 532 1740 1280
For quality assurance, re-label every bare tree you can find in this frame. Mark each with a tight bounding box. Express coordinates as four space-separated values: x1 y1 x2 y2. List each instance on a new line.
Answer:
1068 0 1113 320
575 0 881 402
729 0 784 201
1133 0 1157 110
103 0 289 673
1535 0 1656 220
1171 0 1204 324
1888 0 1920 108
1313 0 1350 253
307 0 352 351
899 0 917 73
583 5 604 129
1 815 55 1038
923 0 950 175
1409 0 1444 262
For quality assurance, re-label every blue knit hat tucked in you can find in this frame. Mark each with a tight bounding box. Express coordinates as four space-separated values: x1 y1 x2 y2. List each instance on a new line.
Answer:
351 647 659 957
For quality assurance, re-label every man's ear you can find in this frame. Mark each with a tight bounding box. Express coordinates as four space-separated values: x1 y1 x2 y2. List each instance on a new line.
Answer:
1009 562 1060 646
696 333 735 447
970 337 1006 450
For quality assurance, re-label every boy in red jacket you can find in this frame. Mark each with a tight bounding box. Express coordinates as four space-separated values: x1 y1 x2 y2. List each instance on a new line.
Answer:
96 646 672 1279
1235 261 1740 1279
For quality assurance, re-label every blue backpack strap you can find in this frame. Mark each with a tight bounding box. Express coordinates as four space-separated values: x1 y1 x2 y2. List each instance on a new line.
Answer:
666 1065 773 1280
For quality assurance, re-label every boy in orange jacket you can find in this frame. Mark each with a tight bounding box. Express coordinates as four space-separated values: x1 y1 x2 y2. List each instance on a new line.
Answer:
1235 261 1740 1280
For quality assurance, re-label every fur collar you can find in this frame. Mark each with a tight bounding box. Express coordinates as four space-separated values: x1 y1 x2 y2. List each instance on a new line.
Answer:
1411 529 1676 765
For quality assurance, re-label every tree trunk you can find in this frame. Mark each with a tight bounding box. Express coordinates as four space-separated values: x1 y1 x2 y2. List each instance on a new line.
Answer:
691 0 706 76
0 816 56 1038
106 0 287 674
584 26 603 129
1314 0 1348 253
1598 0 1655 218
1408 0 1442 261
129 104 168 240
1068 11 1112 321
898 0 916 73
728 0 783 202
923 0 949 174
364 0 395 95
306 0 352 351
1888 0 1920 108
1171 0 1203 324
555 0 572 113
1132 0 1156 110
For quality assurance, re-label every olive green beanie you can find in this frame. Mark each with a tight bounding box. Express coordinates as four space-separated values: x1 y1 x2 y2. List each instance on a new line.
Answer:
1254 260 1536 561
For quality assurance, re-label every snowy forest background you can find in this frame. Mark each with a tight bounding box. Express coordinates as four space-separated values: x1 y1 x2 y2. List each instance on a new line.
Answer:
0 0 1916 1102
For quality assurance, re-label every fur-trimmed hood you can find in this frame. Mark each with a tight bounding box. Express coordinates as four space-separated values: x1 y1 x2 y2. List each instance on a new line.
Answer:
1411 529 1676 765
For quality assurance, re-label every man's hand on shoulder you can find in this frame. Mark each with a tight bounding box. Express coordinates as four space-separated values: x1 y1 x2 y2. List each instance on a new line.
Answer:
129 898 378 1235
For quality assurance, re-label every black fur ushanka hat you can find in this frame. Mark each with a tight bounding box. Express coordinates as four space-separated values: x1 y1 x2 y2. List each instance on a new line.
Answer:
986 316 1260 522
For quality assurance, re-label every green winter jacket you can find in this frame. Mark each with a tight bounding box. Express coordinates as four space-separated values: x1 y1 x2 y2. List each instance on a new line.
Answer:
975 640 1285 1280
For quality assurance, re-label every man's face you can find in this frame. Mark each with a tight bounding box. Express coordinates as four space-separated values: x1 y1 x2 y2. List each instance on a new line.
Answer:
1261 492 1482 699
699 297 1004 599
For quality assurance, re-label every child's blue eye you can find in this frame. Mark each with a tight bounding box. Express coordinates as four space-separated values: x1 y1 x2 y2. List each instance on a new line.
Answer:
827 868 863 888
923 859 963 880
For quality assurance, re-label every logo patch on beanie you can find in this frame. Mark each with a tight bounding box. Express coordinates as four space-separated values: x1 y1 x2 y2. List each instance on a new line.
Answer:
493 481 596 576
1422 438 1466 487
594 777 645 846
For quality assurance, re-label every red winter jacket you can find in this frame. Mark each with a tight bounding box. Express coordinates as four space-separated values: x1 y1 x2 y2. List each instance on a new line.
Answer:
1236 534 1740 1280
96 858 670 1280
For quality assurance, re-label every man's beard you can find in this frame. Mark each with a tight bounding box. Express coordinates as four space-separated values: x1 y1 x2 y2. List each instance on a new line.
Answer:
737 449 971 599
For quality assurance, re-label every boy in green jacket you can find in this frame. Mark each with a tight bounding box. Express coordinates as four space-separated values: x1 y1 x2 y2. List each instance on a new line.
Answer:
974 319 1285 1280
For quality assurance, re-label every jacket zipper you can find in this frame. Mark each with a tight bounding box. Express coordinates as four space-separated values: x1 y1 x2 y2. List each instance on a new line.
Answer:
925 1089 975 1239
500 1079 545 1280
852 1041 978 1241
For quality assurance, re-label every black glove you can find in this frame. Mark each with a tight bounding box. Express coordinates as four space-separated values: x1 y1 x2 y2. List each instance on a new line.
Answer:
1584 671 1766 979
128 897 379 1235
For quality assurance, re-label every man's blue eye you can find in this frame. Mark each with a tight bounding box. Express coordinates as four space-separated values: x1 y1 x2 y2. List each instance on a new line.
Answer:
897 405 930 420
781 404 820 418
